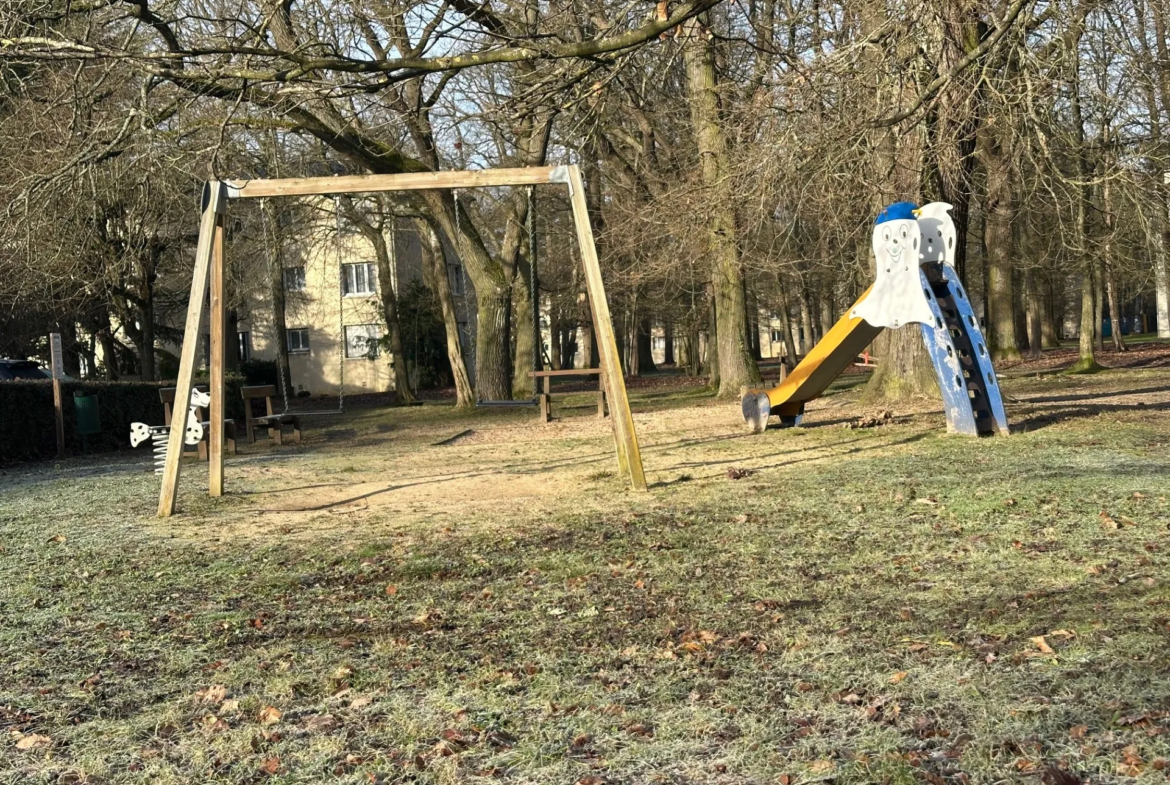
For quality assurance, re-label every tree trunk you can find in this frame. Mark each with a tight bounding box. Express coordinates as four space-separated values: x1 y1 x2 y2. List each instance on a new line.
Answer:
417 189 512 401
819 285 834 340
705 290 720 390
1067 13 1098 374
663 320 675 365
1069 271 1098 373
1145 0 1170 336
777 279 799 369
511 255 536 395
226 309 240 371
1104 262 1126 352
370 218 417 403
747 288 762 360
1156 205 1170 338
1024 267 1043 360
266 202 294 402
1093 260 1105 354
682 16 760 396
1040 270 1060 347
136 297 156 381
1102 169 1127 352
97 329 119 380
978 116 1020 361
417 219 474 407
686 319 701 376
799 289 814 356
636 316 657 374
860 0 937 403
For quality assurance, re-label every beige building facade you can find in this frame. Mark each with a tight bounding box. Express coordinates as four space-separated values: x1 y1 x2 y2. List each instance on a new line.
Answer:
237 207 475 397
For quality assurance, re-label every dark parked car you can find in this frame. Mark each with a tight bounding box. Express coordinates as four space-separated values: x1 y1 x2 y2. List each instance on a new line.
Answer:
0 359 51 380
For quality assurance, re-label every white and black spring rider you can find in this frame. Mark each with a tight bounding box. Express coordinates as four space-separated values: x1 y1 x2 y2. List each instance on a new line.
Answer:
130 388 209 474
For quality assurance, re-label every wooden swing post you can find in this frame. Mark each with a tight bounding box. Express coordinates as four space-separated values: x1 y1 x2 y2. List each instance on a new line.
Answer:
159 166 646 516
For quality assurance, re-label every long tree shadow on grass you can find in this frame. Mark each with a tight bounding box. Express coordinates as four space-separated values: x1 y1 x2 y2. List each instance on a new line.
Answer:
253 431 928 513
1013 382 1170 406
1011 400 1170 433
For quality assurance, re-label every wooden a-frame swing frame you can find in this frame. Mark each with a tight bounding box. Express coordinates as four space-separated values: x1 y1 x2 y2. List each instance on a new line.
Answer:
157 164 647 517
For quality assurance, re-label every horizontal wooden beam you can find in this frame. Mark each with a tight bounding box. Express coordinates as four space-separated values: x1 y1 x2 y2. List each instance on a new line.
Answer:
226 166 566 199
528 368 603 377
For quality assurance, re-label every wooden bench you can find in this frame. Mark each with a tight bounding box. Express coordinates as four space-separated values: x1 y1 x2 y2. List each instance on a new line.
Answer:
241 385 301 445
528 368 607 423
160 386 237 459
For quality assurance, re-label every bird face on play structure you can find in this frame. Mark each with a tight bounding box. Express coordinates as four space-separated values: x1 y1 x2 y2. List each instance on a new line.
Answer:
850 201 938 330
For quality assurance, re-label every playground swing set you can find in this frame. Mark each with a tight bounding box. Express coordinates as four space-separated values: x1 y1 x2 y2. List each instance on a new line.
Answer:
141 165 647 517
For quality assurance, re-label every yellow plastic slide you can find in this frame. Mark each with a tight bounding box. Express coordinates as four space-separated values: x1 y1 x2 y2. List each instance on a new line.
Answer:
744 287 881 431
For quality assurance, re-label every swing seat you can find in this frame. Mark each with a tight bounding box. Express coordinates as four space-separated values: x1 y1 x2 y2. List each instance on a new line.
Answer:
241 385 301 446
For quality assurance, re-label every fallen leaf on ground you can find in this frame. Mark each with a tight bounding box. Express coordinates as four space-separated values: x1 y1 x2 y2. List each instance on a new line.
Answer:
304 714 338 732
196 685 227 704
1069 724 1088 739
1030 636 1055 654
260 756 280 774
259 706 282 726
385 584 398 596
14 734 51 750
890 671 908 684
1120 743 1144 775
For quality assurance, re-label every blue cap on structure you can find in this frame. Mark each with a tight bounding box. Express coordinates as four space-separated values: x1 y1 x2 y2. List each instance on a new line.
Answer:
875 201 918 225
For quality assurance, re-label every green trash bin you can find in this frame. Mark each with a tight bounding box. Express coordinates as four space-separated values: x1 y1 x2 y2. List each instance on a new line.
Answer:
73 392 101 452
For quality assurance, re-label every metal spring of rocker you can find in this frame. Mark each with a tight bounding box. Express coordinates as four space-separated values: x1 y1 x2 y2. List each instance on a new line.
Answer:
151 430 169 474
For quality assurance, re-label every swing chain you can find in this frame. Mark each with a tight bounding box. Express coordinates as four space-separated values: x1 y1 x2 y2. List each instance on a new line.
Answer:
335 194 345 414
527 185 540 373
260 198 291 415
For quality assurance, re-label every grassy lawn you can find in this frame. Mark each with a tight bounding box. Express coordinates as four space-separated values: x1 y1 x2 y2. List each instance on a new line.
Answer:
2 367 1169 784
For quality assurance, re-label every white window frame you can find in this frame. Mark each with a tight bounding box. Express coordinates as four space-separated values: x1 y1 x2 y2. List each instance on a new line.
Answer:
287 328 310 354
344 324 383 360
283 266 306 292
342 262 377 297
237 331 251 362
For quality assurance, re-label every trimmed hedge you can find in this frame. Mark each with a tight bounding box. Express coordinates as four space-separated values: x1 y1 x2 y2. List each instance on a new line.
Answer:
239 359 279 388
0 373 246 464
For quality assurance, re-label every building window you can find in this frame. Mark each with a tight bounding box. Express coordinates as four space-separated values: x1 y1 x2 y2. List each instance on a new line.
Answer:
771 329 782 343
342 262 376 296
344 324 382 359
287 328 310 354
237 331 251 362
283 266 306 292
447 263 465 296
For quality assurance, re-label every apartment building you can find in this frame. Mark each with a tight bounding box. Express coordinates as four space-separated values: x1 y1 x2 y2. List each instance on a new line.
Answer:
237 211 475 396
